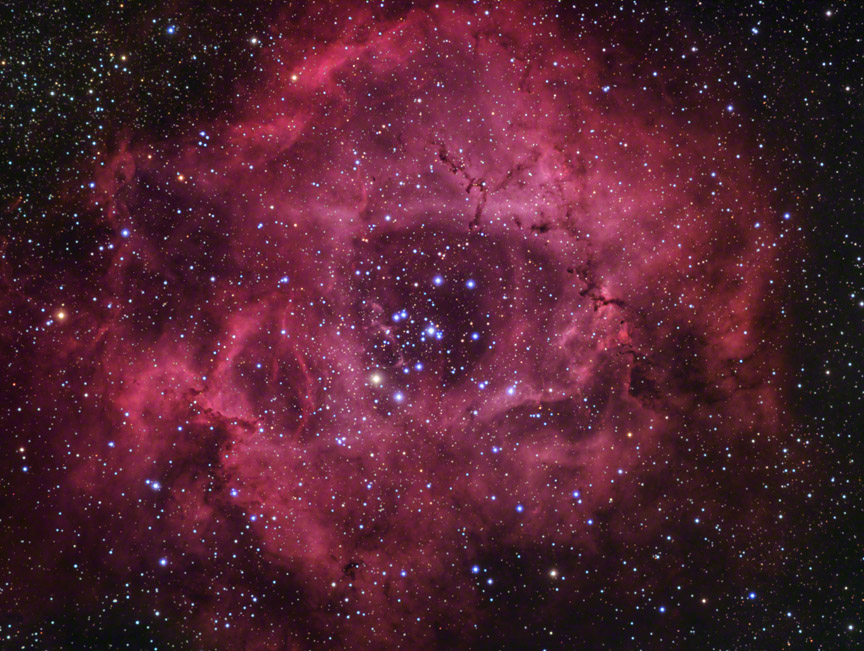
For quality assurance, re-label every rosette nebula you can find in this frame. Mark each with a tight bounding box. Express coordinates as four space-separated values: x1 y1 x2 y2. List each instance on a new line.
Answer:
4 1 856 649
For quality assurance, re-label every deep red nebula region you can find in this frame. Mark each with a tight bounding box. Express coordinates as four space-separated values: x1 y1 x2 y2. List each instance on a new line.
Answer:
6 3 802 648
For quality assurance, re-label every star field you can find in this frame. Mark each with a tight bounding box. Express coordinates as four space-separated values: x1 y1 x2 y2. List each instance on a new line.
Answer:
1 1 862 649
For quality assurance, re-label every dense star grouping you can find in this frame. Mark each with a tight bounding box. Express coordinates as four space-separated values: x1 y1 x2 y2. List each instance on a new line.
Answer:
2 1 862 649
